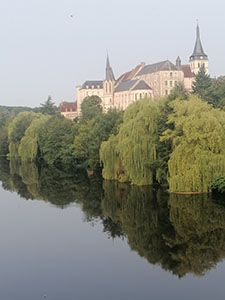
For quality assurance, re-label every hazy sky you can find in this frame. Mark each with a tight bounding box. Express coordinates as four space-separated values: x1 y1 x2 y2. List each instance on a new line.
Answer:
1 0 225 107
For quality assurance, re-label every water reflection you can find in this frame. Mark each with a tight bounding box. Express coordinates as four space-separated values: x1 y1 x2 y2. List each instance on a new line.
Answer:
1 158 225 277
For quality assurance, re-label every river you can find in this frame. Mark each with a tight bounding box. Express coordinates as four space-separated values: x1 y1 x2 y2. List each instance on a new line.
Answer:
0 158 225 299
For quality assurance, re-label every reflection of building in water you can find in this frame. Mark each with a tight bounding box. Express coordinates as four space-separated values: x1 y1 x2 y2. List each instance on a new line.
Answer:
60 24 208 119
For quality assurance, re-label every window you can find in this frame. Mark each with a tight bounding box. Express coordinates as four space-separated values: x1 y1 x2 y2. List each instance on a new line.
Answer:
198 63 200 68
165 90 168 95
140 93 142 99
170 72 173 78
86 85 89 89
165 81 168 86
170 81 173 87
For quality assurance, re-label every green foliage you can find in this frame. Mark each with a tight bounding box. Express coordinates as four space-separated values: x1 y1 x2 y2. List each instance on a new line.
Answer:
100 98 169 185
7 111 41 158
80 95 102 122
73 109 123 170
162 95 225 192
204 76 225 109
40 96 58 115
38 115 78 167
192 65 212 98
168 82 189 101
18 115 50 162
211 177 225 194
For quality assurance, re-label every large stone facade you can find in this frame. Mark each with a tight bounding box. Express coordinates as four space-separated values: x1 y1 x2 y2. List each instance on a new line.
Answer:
63 25 208 118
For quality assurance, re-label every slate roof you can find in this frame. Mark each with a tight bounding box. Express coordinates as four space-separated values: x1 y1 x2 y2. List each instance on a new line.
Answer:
136 60 178 76
190 25 208 60
115 80 138 92
82 81 103 89
132 80 152 90
105 55 115 81
60 102 77 112
115 80 152 92
116 63 145 84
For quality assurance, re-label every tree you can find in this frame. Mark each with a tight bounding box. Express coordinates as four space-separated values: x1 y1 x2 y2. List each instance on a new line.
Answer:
73 109 123 170
7 111 41 158
192 65 212 99
100 98 168 185
38 115 78 167
40 96 58 115
18 115 50 162
162 95 225 193
204 76 225 109
80 95 102 122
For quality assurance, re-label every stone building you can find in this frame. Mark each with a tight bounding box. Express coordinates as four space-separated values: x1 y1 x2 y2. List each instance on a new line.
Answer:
60 102 78 120
73 24 208 116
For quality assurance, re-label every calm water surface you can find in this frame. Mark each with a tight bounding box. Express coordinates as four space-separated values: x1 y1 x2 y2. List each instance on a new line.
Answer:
0 158 225 300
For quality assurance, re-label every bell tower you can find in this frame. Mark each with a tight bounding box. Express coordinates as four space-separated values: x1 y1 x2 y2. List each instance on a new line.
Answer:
189 24 208 75
103 54 115 112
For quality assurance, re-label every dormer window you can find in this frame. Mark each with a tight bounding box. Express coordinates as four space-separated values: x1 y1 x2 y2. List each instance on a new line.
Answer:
91 85 94 89
86 85 89 89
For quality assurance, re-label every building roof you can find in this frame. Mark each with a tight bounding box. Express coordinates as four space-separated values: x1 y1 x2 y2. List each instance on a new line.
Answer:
82 81 103 89
181 65 195 78
116 63 145 84
132 80 152 90
115 80 138 92
190 25 208 60
115 79 152 92
105 55 115 81
60 102 77 112
136 60 178 76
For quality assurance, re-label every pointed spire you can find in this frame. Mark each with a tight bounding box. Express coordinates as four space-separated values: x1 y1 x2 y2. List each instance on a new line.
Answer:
105 54 115 81
190 23 208 60
176 56 181 69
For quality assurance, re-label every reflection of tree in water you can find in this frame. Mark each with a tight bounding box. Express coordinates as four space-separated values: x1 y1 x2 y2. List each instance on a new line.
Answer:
2 159 225 276
0 158 123 238
167 194 225 277
102 181 225 277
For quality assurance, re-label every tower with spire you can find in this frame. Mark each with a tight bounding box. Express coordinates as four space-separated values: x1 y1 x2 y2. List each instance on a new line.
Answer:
103 54 115 112
189 23 208 75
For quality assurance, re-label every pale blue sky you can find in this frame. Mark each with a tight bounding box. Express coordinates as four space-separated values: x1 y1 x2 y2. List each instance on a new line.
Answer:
1 0 224 107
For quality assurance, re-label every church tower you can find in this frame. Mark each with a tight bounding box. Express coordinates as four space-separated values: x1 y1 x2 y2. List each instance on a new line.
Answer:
189 24 209 75
103 54 115 112
189 24 208 75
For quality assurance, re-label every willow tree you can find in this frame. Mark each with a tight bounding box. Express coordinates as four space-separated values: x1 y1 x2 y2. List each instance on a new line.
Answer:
162 95 225 193
7 111 41 158
100 98 167 185
18 115 50 162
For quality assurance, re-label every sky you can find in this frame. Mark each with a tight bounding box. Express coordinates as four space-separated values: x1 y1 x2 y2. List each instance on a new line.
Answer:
1 0 225 108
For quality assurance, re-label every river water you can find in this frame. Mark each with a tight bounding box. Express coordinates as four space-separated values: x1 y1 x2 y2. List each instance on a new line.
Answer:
0 158 225 300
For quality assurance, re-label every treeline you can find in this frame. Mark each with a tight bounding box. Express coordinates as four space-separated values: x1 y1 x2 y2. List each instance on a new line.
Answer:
100 68 225 193
0 96 123 171
2 67 225 193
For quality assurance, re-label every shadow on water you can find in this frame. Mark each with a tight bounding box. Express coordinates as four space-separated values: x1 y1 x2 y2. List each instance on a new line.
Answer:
1 157 225 277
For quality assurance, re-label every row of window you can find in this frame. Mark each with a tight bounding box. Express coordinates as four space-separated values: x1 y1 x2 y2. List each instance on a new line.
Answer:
165 80 177 87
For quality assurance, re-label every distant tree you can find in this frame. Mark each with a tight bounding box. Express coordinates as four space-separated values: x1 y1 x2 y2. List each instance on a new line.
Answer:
204 76 225 109
73 109 123 170
192 65 212 99
168 82 189 101
80 95 102 123
7 111 41 158
40 96 58 115
38 115 78 167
